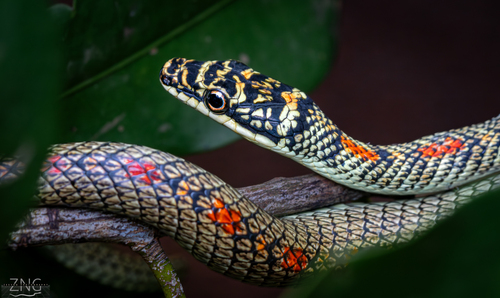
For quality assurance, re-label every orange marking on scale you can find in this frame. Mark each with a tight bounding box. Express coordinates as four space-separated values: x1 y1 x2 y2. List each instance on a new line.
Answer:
213 198 225 208
176 180 190 195
255 235 267 250
234 222 245 234
206 210 216 222
241 69 254 80
221 224 235 235
207 198 243 235
215 208 232 224
418 137 465 158
281 247 308 272
281 92 300 110
142 176 152 184
230 209 241 222
83 157 98 171
341 136 379 161
144 163 156 171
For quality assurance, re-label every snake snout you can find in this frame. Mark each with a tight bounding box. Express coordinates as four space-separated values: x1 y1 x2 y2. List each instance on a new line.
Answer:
159 71 171 86
160 57 189 85
160 68 172 86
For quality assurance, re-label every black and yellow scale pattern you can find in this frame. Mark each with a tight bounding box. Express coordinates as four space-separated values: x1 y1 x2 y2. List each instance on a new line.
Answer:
160 58 500 195
3 58 500 287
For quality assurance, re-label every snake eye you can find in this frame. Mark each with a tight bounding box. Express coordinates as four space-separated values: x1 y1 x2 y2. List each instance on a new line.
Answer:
204 90 228 114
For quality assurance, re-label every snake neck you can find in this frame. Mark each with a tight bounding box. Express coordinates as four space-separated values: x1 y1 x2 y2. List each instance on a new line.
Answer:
260 103 500 195
160 58 500 195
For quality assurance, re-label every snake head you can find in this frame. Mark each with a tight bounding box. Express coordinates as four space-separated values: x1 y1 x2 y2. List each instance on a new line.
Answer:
160 58 315 150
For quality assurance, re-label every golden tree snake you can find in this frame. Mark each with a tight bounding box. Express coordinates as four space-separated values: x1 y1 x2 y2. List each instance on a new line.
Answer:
2 58 500 287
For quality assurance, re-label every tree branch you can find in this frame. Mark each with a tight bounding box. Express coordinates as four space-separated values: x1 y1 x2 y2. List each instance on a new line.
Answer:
239 173 364 216
6 173 362 297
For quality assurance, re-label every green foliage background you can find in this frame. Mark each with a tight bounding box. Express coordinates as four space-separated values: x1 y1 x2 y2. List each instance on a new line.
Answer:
1 0 499 297
0 0 337 296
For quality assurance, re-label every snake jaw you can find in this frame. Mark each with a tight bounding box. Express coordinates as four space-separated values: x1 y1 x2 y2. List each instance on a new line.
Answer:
161 58 340 157
161 71 277 148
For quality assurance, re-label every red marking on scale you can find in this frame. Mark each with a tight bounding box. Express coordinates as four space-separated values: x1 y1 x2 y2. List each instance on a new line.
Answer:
122 158 134 164
150 170 162 182
127 162 145 176
206 198 243 235
281 247 308 272
341 136 379 161
418 137 465 158
45 155 62 174
126 160 161 185
47 155 61 164
144 163 156 171
55 158 72 171
47 166 61 174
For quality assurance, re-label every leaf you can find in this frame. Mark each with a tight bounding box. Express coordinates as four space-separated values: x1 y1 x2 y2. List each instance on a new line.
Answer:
62 0 229 88
0 0 62 240
58 0 338 155
285 188 500 298
0 0 338 295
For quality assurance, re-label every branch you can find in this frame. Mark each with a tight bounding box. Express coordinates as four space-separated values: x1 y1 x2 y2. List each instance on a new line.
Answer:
7 207 185 298
6 173 362 297
239 173 364 216
8 208 155 248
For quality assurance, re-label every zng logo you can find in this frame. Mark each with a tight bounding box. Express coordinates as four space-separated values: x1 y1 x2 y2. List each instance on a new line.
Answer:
1 278 50 298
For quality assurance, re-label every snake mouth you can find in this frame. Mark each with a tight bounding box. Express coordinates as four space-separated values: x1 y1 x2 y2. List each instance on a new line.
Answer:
160 72 277 149
160 78 198 103
160 82 209 117
159 69 229 124
159 66 205 109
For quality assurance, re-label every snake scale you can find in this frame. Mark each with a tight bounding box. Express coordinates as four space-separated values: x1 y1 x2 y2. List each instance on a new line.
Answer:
3 58 500 287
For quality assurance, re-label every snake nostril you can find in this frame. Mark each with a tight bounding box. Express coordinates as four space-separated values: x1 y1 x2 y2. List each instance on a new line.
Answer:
160 74 171 86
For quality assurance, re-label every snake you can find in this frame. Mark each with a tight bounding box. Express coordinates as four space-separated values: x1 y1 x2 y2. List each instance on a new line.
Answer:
2 58 500 287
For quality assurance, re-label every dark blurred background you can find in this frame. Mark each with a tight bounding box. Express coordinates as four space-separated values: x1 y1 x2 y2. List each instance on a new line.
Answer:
171 1 500 297
36 0 500 296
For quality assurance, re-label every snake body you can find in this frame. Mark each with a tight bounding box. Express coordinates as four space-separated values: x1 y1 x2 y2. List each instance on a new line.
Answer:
2 142 499 286
3 58 500 287
159 58 500 195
